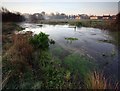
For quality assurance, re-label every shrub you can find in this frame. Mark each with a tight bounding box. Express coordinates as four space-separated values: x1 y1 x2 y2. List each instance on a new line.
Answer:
76 22 83 27
29 32 49 50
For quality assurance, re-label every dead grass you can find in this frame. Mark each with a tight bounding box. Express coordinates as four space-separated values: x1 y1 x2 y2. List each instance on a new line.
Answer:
86 71 119 90
5 33 33 73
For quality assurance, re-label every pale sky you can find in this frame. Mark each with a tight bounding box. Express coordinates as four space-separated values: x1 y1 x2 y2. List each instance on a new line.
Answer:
0 0 119 2
0 0 119 15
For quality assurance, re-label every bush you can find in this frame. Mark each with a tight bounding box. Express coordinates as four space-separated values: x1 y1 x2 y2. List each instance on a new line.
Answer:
76 22 83 27
29 32 50 50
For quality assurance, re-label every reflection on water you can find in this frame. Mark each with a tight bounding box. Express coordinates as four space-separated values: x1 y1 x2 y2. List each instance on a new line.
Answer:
19 23 118 81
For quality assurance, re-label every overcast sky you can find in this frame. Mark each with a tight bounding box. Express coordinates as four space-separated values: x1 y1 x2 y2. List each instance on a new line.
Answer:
0 0 119 15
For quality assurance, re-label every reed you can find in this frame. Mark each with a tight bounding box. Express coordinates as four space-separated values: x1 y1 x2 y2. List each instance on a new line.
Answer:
86 71 119 90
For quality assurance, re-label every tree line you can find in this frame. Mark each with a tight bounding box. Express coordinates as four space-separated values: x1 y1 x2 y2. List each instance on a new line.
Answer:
1 7 25 22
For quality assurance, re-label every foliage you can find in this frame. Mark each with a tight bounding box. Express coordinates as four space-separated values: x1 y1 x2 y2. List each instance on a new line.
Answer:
49 39 55 44
68 19 119 31
1 7 25 22
65 37 78 41
38 52 66 89
3 34 34 89
50 44 70 59
35 51 82 89
29 32 50 50
39 20 68 25
76 22 83 27
65 37 78 44
2 23 24 34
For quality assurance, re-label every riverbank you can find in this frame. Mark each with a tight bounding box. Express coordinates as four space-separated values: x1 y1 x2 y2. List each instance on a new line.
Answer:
2 22 24 54
38 19 118 31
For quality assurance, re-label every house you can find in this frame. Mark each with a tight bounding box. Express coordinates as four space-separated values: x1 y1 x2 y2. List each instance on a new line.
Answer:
111 15 116 20
97 16 103 20
90 15 98 20
102 15 111 20
80 14 89 19
68 15 76 19
75 15 81 19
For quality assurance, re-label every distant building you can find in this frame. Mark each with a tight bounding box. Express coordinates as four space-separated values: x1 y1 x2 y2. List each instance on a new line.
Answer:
33 13 44 20
111 15 116 20
68 15 76 19
90 15 98 20
102 15 111 20
80 14 89 19
97 16 103 20
75 15 81 19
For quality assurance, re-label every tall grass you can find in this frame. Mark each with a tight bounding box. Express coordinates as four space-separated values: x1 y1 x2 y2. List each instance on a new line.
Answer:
2 33 34 89
86 71 119 90
4 33 33 73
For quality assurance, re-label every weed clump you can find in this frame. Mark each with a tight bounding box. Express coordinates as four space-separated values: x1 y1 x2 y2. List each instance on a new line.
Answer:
85 71 119 90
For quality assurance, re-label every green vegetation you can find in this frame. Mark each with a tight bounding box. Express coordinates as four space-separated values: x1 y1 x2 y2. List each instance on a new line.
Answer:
64 53 95 79
65 37 78 41
39 20 68 25
50 45 64 57
108 31 120 46
29 32 49 50
111 48 116 56
65 37 78 44
49 39 55 44
97 39 114 44
2 22 24 34
2 23 25 55
68 19 116 31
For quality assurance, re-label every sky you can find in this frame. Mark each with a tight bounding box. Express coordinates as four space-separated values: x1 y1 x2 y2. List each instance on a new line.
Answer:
0 0 119 15
0 0 119 2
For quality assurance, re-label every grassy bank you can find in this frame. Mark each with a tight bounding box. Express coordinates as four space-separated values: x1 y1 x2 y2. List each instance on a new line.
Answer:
69 19 117 30
38 19 118 31
2 22 24 54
